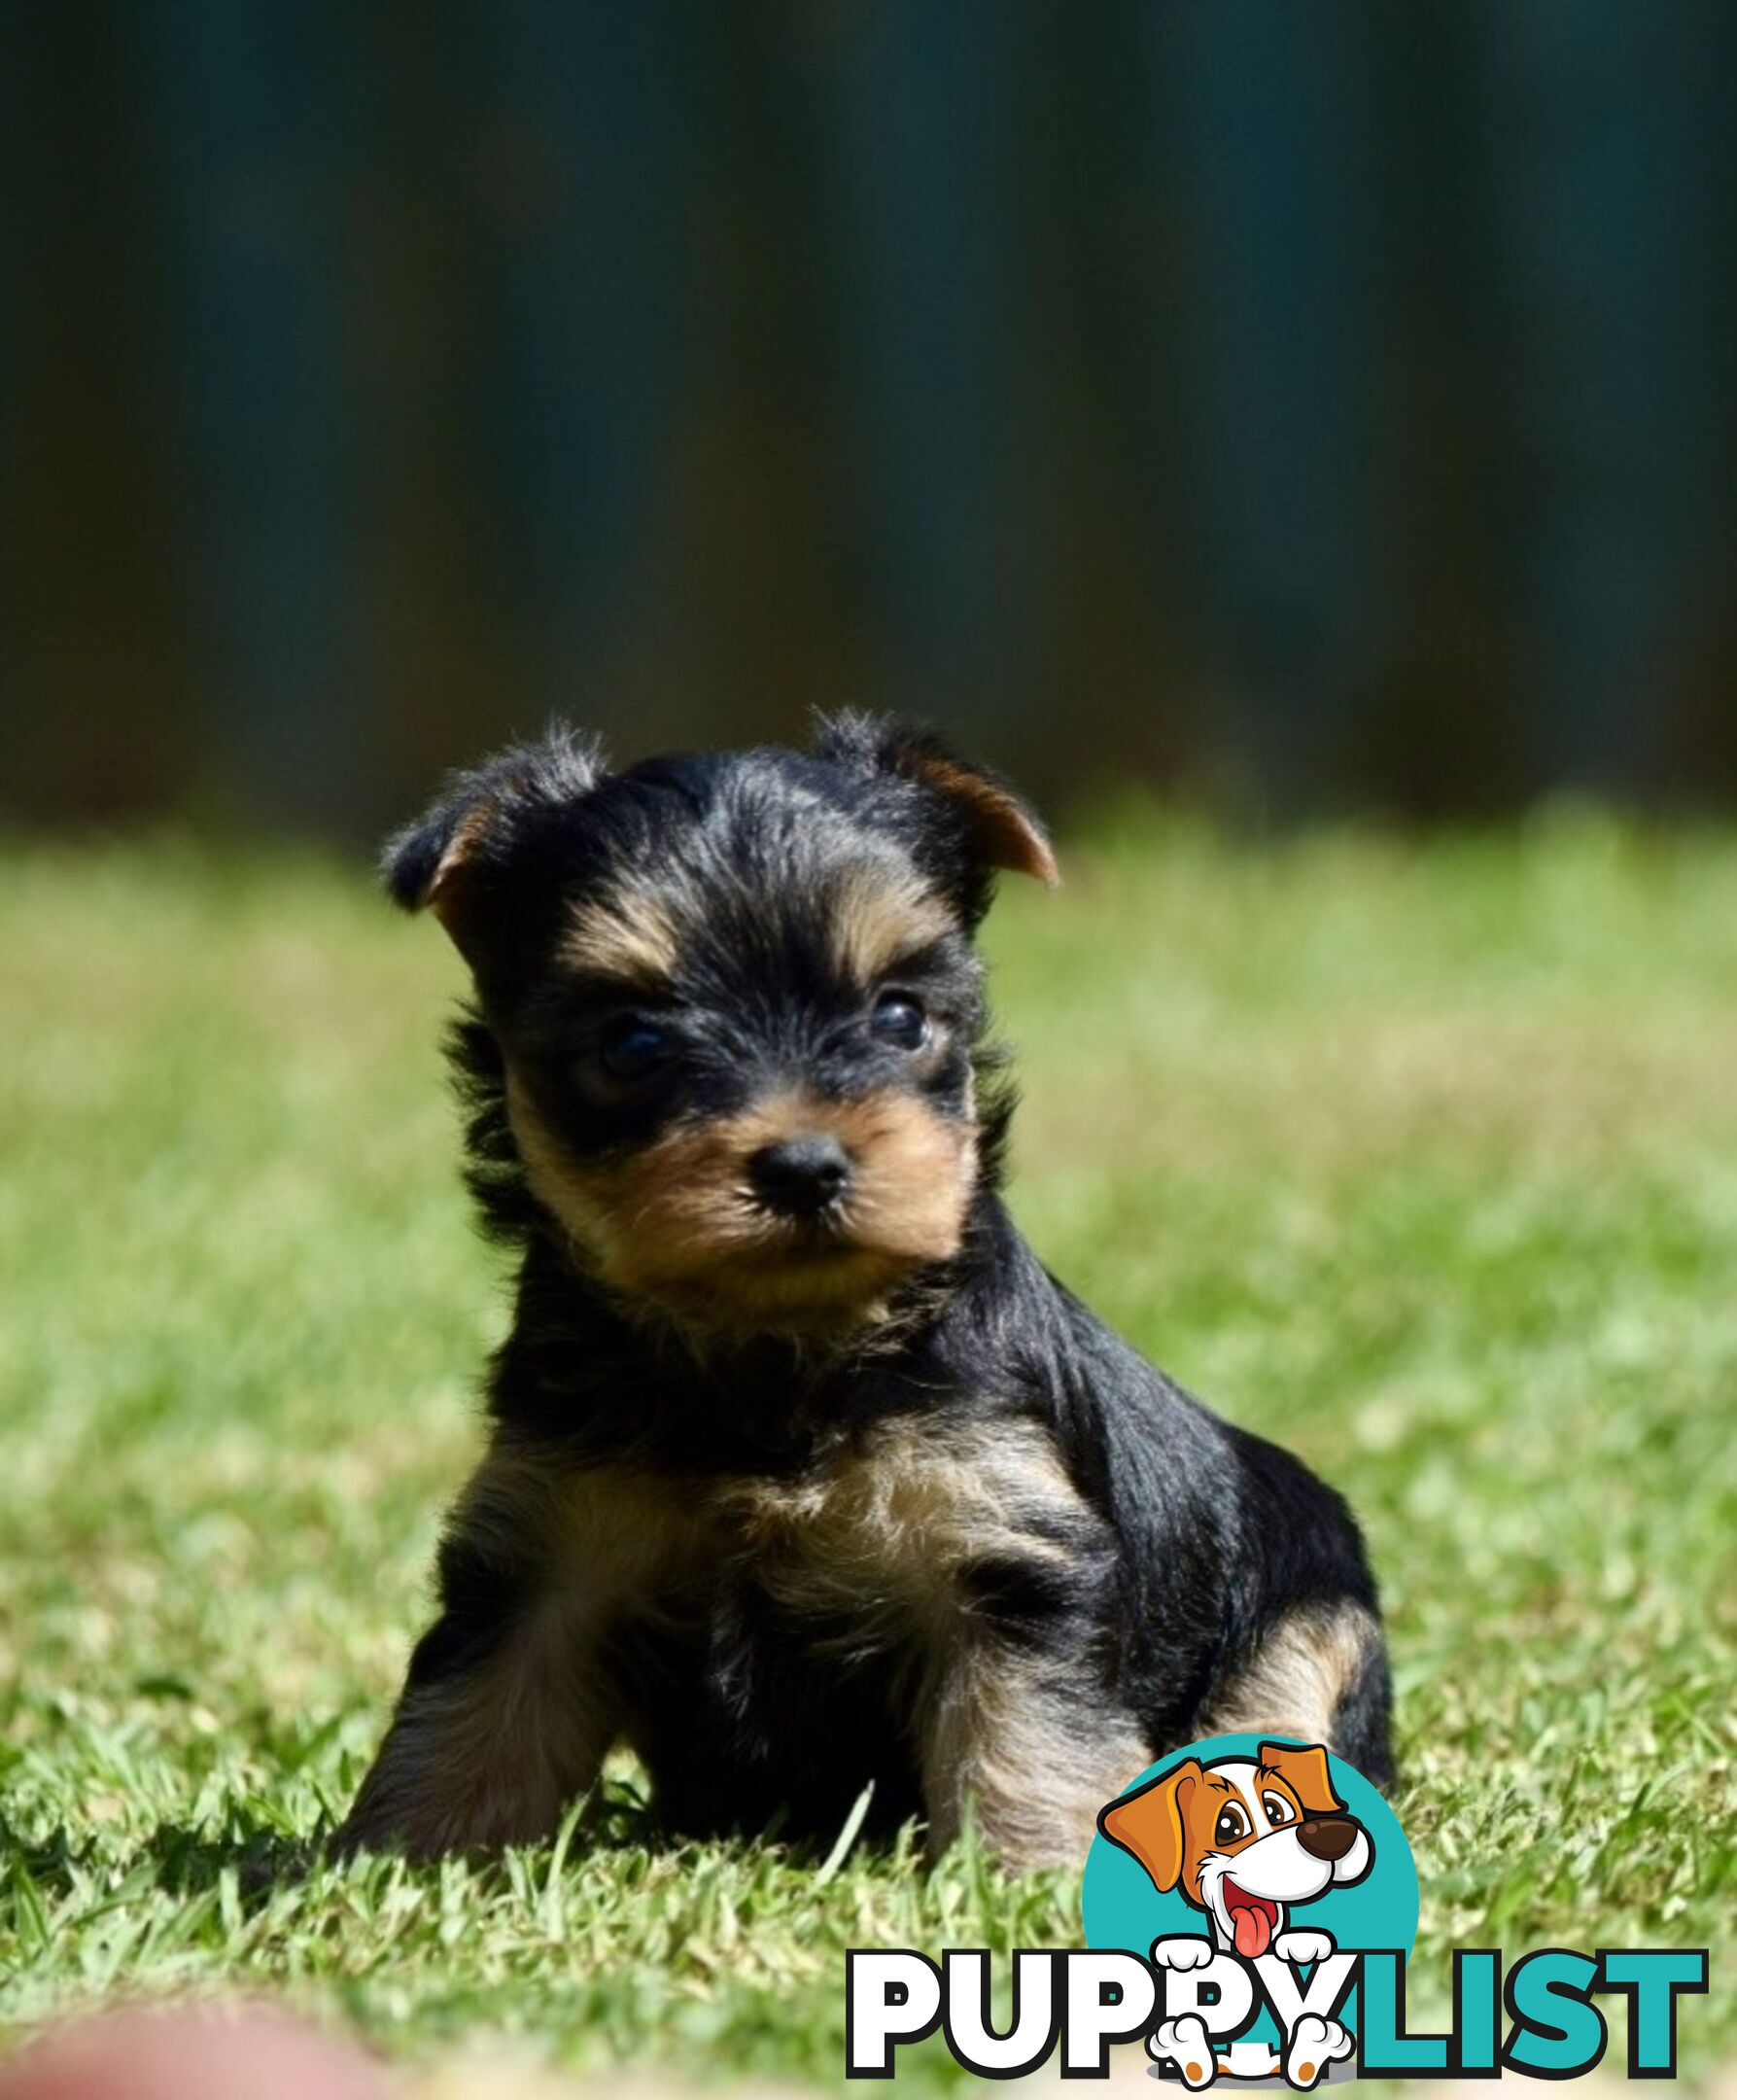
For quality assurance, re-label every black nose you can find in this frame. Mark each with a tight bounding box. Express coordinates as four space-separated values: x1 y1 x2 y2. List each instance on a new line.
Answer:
1296 1815 1360 1862
748 1133 851 1217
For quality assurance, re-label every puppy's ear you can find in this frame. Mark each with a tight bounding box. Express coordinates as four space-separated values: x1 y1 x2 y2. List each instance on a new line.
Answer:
382 724 608 962
814 712 1059 887
1097 1757 1201 1896
1257 1741 1344 1818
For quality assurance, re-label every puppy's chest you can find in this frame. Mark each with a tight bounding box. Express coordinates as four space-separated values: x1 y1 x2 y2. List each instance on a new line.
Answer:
710 1412 1098 1633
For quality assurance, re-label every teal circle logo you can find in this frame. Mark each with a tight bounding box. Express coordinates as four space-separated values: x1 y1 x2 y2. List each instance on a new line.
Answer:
1081 1735 1417 2069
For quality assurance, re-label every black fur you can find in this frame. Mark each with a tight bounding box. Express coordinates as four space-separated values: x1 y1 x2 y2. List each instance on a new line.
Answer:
342 719 1393 1865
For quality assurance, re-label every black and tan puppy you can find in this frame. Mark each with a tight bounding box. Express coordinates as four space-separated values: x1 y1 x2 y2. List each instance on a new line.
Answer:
338 718 1392 1869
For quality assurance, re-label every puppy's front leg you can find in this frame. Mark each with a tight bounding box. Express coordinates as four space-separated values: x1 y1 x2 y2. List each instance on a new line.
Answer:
337 1448 691 1861
920 1621 1150 1872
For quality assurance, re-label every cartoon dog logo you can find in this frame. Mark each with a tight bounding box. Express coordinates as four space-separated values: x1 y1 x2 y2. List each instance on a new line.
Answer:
1098 1741 1372 2088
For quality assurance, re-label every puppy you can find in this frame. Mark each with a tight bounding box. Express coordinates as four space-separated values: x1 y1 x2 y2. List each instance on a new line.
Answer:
337 718 1392 1870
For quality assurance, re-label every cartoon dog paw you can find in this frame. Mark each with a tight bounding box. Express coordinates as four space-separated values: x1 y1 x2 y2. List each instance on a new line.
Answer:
1150 2015 1217 2087
1273 1929 1336 1967
1283 2013 1353 2090
1150 1935 1216 1971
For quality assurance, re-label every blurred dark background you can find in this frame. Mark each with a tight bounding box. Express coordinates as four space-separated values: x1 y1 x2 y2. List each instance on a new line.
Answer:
4 1 1736 839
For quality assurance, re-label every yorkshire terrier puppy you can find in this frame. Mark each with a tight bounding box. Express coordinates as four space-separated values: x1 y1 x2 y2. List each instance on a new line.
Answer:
338 718 1392 1869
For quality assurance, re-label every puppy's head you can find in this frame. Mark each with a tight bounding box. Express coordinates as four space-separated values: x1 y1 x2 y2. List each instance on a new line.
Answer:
384 716 1055 1337
1098 1742 1372 1960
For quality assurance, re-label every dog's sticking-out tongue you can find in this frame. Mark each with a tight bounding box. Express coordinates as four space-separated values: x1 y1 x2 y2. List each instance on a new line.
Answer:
1226 1887 1276 1959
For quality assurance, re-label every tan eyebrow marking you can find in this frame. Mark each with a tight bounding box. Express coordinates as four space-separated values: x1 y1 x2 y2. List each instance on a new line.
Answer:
561 885 681 986
828 865 955 986
1206 1775 1235 1794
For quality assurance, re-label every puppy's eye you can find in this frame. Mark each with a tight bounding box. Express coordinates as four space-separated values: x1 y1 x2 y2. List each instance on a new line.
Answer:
1214 1804 1249 1845
595 1015 673 1083
870 990 928 1049
1262 1793 1294 1827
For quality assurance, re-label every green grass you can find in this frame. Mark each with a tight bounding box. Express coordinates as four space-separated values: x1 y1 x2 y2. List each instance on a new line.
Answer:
1 809 1733 2089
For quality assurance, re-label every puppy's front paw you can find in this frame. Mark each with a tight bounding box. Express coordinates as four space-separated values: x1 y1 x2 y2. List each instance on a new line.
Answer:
1151 2015 1217 2087
1273 1929 1335 1967
1150 1934 1216 1971
1284 2013 1353 2090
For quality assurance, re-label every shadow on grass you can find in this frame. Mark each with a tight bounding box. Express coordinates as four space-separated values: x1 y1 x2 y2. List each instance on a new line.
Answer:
4 1774 921 1926
142 1774 673 1906
147 1819 318 1902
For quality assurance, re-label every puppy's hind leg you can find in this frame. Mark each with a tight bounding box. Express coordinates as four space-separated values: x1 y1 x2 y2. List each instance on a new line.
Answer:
1324 1616 1394 1787
1198 1600 1393 1786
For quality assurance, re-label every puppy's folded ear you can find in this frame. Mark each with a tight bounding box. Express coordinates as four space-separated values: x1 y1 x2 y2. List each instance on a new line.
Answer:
1097 1757 1201 1895
382 724 608 962
814 711 1059 889
1257 1741 1344 1818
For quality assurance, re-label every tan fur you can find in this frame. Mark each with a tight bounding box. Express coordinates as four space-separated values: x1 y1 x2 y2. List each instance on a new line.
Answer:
726 1413 1149 1868
826 864 955 986
921 1636 1151 1866
423 805 491 903
819 1091 977 1269
1197 1600 1381 1751
507 1069 611 1243
560 854 954 992
340 1452 706 1860
897 752 1060 886
340 1605 608 1859
560 886 681 985
727 1415 1080 1633
506 1078 976 1332
419 802 497 948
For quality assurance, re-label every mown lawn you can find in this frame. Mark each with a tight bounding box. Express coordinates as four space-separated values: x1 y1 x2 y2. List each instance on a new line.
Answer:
0 810 1732 2090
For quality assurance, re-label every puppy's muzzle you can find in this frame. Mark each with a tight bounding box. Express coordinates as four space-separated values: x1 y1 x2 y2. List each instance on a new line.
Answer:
749 1132 851 1219
1296 1814 1361 1862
